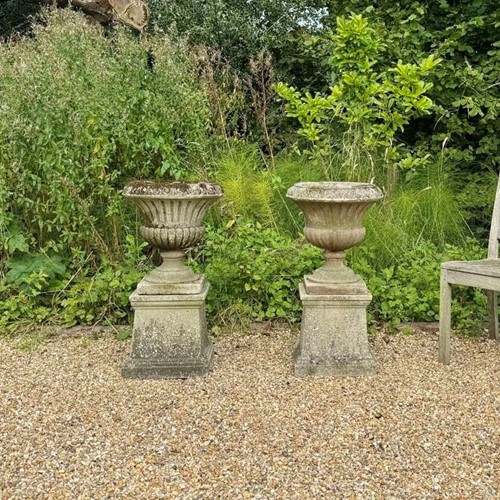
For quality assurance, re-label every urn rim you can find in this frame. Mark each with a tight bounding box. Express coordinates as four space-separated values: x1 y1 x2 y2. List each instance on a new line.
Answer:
286 182 383 203
123 180 223 199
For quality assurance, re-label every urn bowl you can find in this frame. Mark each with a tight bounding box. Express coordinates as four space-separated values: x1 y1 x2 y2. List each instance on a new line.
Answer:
287 182 383 294
123 180 223 250
286 182 383 252
123 180 222 294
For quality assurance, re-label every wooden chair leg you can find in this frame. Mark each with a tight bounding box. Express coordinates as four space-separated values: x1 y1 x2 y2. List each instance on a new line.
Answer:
487 290 499 340
439 271 452 364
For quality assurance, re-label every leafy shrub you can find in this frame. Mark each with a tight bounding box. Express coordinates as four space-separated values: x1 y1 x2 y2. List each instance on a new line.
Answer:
59 264 144 326
325 0 500 174
351 239 487 333
149 0 327 70
0 9 210 267
0 234 149 332
187 219 487 333
190 219 323 324
0 214 488 334
275 13 440 185
0 249 69 332
0 263 144 331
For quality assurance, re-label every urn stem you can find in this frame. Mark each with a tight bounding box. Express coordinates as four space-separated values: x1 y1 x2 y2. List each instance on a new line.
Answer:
149 249 198 284
160 250 188 272
324 251 346 271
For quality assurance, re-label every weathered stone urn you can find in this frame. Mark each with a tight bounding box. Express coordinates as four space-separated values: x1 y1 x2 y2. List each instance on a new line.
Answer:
122 180 222 379
287 182 383 377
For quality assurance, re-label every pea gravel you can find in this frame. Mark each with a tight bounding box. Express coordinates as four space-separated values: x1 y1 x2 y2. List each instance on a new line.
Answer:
1 326 500 498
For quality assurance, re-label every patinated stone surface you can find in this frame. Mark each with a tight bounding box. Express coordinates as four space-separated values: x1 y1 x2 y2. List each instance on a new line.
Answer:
294 285 376 377
122 181 221 379
123 181 222 296
287 182 382 377
287 182 383 296
122 286 213 379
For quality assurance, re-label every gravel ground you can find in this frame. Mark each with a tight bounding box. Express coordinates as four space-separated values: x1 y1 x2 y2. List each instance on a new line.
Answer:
1 326 500 498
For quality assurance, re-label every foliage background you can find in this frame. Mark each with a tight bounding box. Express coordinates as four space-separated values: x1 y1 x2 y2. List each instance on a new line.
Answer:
0 1 499 335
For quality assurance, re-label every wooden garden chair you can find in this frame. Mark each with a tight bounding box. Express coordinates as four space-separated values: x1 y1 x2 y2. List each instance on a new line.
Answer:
439 175 500 364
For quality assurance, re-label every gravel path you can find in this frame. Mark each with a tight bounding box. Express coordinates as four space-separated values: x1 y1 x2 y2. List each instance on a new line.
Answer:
1 326 500 498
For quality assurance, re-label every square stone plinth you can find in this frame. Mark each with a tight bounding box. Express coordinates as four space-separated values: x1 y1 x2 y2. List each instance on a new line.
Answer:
122 285 213 379
294 284 377 377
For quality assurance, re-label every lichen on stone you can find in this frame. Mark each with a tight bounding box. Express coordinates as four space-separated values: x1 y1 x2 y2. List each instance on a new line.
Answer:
123 180 223 198
287 182 383 203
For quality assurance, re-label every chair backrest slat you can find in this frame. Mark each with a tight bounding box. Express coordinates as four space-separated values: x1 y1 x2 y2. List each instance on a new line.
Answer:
488 174 500 259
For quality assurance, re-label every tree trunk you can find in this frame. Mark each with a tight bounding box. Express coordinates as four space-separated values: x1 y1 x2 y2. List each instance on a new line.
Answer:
27 0 149 30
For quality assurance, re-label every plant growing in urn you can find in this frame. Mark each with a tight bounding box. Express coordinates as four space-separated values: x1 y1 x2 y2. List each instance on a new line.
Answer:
122 180 222 379
287 182 383 377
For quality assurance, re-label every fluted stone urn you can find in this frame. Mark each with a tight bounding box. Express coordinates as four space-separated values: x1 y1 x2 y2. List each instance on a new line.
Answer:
287 182 383 377
123 180 222 295
122 180 222 379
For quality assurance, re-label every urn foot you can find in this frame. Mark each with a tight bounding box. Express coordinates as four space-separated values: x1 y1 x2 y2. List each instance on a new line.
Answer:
136 250 206 295
304 251 369 295
303 274 369 295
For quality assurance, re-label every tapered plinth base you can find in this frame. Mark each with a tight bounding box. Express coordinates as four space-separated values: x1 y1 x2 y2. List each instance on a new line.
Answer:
122 343 214 379
294 284 377 377
122 285 213 379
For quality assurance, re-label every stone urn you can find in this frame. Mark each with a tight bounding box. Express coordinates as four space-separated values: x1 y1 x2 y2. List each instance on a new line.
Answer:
287 182 384 295
287 182 383 377
123 180 223 295
122 180 222 379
